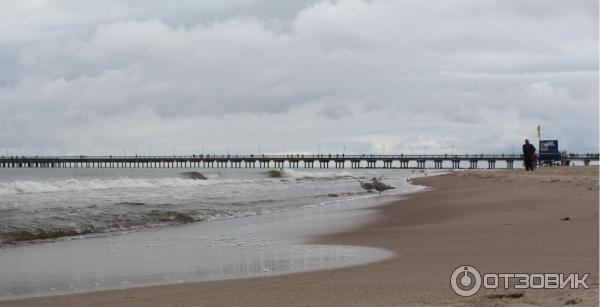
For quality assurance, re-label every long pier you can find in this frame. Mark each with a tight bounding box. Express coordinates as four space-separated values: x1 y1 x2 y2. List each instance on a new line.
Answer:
0 154 597 169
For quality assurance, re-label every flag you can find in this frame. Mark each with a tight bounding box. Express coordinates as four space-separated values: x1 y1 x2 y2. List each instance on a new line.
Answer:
536 125 541 139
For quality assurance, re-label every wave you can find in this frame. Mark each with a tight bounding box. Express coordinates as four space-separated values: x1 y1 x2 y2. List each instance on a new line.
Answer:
280 169 357 180
0 205 278 245
179 171 207 180
0 209 202 244
0 176 254 195
0 169 369 195
2 227 99 243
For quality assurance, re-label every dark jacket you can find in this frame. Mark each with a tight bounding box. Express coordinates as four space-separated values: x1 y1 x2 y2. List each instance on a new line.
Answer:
523 143 536 159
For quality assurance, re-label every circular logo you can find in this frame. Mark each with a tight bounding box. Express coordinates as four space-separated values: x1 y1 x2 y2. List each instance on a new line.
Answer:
450 265 481 297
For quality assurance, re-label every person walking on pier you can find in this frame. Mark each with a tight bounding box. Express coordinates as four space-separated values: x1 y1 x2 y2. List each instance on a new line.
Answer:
522 139 536 171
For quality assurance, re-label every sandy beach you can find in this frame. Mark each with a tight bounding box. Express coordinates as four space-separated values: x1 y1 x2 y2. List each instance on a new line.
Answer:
2 166 598 306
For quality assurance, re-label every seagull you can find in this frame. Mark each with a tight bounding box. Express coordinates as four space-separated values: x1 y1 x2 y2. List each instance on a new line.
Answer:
372 178 394 193
358 180 374 191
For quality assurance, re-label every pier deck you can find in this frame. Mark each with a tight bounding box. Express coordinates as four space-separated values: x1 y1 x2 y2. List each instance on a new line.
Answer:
1 154 597 169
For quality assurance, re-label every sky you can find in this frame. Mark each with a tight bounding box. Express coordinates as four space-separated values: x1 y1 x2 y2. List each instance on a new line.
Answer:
0 0 598 156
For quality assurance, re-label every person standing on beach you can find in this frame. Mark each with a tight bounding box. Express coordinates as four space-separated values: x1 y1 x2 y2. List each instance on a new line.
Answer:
522 139 536 171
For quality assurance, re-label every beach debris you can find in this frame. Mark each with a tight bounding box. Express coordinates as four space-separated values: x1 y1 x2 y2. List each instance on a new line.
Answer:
564 298 582 305
486 292 524 299
561 217 570 221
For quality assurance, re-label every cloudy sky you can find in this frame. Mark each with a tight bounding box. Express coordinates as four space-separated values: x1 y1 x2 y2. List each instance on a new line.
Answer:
0 0 597 156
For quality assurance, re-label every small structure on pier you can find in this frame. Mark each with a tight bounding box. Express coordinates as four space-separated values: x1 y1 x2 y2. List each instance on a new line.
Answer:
538 139 561 166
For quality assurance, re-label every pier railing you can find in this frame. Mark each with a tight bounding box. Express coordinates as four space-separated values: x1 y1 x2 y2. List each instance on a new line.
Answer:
0 153 597 169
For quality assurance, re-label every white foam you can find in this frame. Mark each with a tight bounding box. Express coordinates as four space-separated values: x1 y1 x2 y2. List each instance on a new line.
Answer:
0 177 256 195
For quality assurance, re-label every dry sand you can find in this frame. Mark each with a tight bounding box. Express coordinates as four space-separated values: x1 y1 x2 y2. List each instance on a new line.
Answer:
2 166 598 306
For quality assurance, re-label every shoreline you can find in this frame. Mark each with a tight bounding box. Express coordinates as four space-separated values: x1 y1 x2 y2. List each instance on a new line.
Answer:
1 167 598 306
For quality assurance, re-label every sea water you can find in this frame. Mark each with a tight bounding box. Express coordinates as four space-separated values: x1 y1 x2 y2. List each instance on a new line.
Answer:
0 168 429 245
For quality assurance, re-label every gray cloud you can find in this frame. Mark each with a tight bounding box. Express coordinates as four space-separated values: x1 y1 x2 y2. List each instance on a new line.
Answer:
317 105 353 120
0 0 597 155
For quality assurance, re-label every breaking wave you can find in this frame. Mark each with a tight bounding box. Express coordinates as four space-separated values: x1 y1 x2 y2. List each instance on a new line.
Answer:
0 169 370 195
0 208 203 244
0 176 253 195
0 204 270 245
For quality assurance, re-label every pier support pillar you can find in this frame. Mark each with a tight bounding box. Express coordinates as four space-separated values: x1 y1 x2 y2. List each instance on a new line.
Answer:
399 160 409 168
451 160 460 169
506 160 514 169
469 160 477 169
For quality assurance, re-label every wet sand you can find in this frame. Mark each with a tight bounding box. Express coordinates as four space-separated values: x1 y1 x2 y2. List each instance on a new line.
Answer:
2 166 598 306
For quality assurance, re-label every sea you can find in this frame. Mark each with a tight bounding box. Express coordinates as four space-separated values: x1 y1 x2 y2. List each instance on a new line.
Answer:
0 167 432 246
